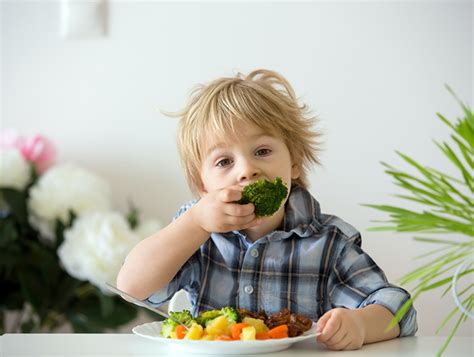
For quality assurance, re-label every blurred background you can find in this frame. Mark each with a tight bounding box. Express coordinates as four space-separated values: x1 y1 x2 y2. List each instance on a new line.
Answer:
1 0 472 337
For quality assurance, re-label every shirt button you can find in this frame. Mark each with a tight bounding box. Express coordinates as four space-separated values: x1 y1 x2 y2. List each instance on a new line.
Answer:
250 249 259 258
244 285 254 294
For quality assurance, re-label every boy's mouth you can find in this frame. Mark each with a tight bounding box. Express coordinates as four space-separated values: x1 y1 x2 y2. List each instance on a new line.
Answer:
239 178 269 188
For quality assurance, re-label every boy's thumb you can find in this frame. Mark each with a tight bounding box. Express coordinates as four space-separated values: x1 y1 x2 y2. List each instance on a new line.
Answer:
316 310 332 333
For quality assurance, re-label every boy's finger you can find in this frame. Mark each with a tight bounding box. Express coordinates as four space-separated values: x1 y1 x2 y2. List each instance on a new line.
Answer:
320 315 341 341
225 203 255 216
223 215 262 231
241 218 263 229
219 187 243 203
316 310 332 333
325 328 347 346
225 213 256 227
327 335 351 351
317 312 341 343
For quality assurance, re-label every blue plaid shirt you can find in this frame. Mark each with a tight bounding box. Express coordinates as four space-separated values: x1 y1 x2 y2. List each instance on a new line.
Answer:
147 185 417 336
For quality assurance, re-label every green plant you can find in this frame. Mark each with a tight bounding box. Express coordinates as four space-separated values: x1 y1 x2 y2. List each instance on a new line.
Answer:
364 88 473 356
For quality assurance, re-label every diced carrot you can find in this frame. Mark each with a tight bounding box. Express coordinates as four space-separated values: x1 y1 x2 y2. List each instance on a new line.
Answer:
255 331 270 340
215 335 233 341
230 322 250 340
176 325 187 339
268 324 289 339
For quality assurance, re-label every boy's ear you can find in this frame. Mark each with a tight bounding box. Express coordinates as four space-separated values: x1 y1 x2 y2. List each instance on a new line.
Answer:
197 181 208 196
291 163 301 180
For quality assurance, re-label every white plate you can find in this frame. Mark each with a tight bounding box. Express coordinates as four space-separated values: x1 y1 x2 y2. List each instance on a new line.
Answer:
132 321 320 355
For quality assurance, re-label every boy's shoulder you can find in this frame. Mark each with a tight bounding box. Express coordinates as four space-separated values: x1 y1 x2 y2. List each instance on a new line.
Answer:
288 185 361 246
318 213 361 246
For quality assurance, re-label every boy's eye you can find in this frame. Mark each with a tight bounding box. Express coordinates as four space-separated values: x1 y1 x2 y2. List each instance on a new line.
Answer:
216 158 232 167
255 148 271 156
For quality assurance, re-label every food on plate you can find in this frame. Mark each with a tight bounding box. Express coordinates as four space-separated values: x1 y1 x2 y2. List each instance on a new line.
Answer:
266 307 313 337
161 310 196 338
160 307 313 341
237 177 288 217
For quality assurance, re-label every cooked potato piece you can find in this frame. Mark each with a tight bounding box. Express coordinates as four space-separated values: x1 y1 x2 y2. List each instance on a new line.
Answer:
242 317 269 333
200 334 215 340
184 323 204 340
205 316 231 336
241 326 256 340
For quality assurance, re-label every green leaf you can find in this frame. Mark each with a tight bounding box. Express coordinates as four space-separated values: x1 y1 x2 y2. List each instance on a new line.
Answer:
0 188 29 225
20 317 38 333
16 268 43 311
52 275 82 311
400 248 470 286
413 236 468 246
385 294 418 331
67 291 139 332
451 135 474 170
436 306 469 356
435 140 473 192
420 269 474 292
54 210 76 249
0 216 19 247
126 201 140 229
98 292 115 318
0 280 24 310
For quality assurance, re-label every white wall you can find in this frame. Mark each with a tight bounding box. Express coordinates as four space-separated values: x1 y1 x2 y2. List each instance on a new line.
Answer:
2 1 472 337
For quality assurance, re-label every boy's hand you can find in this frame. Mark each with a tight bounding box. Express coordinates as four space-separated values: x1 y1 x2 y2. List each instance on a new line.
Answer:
316 308 366 350
190 186 260 234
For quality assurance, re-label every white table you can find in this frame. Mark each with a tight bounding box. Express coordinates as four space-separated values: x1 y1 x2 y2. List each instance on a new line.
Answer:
1 334 472 356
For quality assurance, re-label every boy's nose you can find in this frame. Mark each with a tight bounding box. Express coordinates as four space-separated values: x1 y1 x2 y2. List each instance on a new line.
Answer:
238 161 260 182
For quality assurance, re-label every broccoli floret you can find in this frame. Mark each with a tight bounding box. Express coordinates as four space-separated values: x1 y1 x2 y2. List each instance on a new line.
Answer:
221 306 241 323
160 310 196 338
160 319 178 338
196 309 223 326
195 307 241 327
237 177 288 217
170 310 196 327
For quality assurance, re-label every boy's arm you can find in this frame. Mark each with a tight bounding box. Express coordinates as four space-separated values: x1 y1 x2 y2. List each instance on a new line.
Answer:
355 304 400 343
317 234 417 350
117 187 258 300
316 304 400 350
116 208 209 300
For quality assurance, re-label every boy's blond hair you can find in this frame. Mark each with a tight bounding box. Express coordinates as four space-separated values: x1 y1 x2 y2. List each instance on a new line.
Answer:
173 69 322 195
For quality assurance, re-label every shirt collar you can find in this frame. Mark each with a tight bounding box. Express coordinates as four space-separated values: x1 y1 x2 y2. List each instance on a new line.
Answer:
270 184 322 240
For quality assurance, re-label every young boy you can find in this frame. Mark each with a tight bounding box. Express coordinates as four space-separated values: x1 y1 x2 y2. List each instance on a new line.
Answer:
117 69 417 350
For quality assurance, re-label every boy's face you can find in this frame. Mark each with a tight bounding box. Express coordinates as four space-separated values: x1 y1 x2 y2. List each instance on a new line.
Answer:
198 122 300 196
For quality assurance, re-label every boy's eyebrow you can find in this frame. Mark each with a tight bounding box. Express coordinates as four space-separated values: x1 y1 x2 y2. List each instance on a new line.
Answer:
205 133 273 156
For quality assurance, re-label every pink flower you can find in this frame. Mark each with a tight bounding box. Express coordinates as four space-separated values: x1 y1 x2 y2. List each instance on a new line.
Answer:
1 130 56 174
20 135 56 174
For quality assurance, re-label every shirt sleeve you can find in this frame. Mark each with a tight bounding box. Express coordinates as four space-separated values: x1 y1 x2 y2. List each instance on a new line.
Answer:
327 239 418 337
144 200 202 308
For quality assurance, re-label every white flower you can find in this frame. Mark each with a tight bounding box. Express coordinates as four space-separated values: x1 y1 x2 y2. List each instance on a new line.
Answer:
28 163 111 241
58 211 142 291
0 149 30 190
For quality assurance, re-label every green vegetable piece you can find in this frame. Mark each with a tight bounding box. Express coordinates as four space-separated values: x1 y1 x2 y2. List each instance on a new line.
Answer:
160 310 196 338
160 318 178 338
221 306 241 323
195 309 223 326
237 177 288 217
